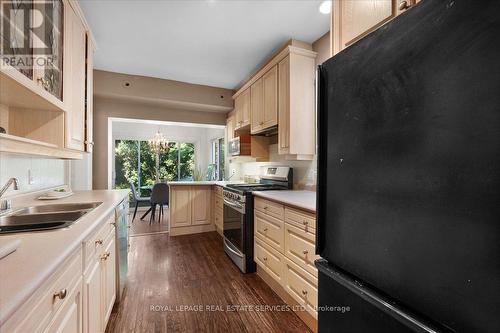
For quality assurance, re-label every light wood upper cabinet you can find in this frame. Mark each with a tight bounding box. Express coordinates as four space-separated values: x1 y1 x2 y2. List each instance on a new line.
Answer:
278 52 316 160
65 2 87 151
250 77 264 133
331 0 419 55
170 186 192 228
234 88 250 130
85 34 95 152
262 65 278 129
191 186 212 225
250 66 278 134
226 114 235 141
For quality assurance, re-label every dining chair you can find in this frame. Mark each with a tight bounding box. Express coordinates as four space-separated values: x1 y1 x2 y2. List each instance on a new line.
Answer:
130 182 150 221
149 183 169 224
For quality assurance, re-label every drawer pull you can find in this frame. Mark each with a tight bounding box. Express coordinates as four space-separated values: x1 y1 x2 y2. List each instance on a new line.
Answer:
263 206 269 210
110 222 116 227
302 250 309 255
263 257 268 261
302 220 309 225
301 290 308 296
53 289 67 300
95 239 103 245
263 228 268 232
100 252 110 260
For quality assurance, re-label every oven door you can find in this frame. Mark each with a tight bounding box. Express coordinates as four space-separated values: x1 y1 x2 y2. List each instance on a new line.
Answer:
223 197 245 256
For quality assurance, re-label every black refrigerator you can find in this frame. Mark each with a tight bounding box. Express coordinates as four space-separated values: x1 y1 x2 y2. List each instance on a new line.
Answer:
316 0 500 332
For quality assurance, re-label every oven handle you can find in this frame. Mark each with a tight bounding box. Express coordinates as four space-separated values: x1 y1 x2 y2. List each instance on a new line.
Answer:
223 198 245 214
224 238 244 258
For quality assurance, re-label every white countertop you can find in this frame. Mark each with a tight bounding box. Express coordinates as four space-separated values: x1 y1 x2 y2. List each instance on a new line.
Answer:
167 180 244 186
252 190 317 212
0 189 129 326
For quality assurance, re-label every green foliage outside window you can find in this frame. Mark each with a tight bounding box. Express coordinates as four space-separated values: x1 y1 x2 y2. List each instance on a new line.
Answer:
114 140 195 193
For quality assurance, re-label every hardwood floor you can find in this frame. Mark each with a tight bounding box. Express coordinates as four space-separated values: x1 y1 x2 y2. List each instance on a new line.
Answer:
106 232 312 333
129 208 169 236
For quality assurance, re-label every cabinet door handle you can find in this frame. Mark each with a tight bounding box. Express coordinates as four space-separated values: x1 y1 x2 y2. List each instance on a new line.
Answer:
53 289 67 300
263 206 268 210
399 0 410 10
110 222 116 227
100 251 110 260
301 290 308 296
263 257 268 261
302 250 308 255
263 228 268 232
95 239 103 245
302 220 309 225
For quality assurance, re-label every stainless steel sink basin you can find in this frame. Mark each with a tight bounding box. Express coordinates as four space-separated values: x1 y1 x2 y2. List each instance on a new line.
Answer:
11 202 102 215
0 211 87 234
0 202 102 234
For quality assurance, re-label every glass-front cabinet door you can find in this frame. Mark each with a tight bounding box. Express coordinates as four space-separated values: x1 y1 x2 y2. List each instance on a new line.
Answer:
33 0 64 100
1 0 34 79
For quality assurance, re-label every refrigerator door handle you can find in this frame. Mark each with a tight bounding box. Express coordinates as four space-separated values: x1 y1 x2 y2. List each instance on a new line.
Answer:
316 260 453 333
315 65 325 255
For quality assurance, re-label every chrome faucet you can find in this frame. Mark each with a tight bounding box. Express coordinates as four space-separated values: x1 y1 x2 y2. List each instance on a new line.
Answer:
0 178 19 211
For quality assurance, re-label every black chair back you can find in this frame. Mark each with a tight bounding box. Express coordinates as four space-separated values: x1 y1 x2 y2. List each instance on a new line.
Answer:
150 183 169 205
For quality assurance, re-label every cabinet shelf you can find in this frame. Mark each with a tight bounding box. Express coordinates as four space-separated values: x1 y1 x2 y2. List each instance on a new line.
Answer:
0 134 82 159
0 68 66 112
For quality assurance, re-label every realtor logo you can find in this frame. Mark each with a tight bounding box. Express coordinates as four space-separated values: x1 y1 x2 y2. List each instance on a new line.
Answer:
1 0 60 70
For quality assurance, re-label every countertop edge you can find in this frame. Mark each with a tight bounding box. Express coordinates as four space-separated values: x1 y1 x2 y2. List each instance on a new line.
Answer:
0 190 128 326
252 191 316 213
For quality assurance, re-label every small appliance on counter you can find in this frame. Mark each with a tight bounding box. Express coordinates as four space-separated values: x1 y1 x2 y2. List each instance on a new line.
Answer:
222 166 293 273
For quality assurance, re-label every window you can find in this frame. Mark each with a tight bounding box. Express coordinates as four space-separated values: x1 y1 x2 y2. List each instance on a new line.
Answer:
114 140 196 191
211 137 225 180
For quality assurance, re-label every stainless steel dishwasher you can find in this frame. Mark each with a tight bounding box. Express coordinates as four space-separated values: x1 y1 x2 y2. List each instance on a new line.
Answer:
115 198 129 301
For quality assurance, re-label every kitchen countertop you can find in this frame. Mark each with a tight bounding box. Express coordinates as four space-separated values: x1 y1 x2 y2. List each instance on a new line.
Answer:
252 190 316 213
167 180 244 186
0 189 129 326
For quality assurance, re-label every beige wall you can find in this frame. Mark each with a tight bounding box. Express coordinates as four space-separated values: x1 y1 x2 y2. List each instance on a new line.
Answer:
92 70 233 190
313 31 331 66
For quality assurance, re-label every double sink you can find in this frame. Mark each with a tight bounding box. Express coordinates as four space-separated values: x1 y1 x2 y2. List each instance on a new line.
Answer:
0 202 102 234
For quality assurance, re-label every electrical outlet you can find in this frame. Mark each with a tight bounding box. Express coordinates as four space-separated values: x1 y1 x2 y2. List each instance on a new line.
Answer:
28 169 35 185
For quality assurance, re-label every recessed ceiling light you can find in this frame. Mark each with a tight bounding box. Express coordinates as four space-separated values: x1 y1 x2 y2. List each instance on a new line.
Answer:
319 1 332 14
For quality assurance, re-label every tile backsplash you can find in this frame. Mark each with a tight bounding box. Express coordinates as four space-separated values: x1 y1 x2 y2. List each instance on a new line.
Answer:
0 152 67 196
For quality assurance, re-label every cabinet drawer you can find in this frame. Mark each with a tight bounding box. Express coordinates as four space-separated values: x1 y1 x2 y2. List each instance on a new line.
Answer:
5 250 83 333
283 258 318 319
83 213 115 271
254 211 284 253
255 197 284 220
214 185 223 196
285 207 316 235
255 237 285 285
285 223 319 277
214 210 223 229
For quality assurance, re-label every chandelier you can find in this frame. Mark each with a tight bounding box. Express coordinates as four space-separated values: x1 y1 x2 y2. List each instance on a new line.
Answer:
148 131 169 154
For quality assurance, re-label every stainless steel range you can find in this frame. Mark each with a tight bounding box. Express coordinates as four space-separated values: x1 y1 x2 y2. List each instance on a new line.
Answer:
223 166 293 273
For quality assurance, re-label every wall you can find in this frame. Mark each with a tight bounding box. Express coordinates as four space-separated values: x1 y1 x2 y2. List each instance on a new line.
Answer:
228 32 330 189
0 153 67 196
92 70 234 189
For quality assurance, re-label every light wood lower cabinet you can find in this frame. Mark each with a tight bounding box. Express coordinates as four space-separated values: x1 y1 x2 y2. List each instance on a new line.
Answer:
82 218 116 333
213 186 224 235
169 185 214 236
254 197 318 330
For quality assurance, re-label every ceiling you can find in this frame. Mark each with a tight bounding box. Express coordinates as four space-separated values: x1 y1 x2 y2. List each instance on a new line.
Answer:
79 0 330 89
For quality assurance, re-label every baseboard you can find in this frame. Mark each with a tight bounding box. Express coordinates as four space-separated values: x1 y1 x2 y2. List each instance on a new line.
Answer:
169 224 215 236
